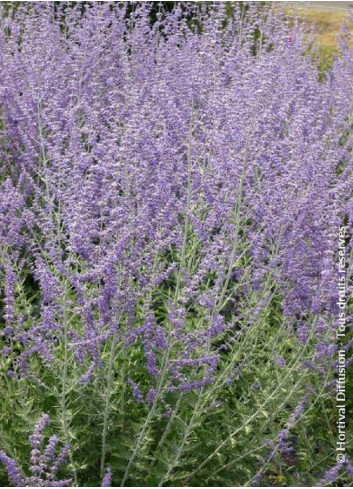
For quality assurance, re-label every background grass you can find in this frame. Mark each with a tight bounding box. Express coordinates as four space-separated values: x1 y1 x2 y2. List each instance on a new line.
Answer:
287 5 351 71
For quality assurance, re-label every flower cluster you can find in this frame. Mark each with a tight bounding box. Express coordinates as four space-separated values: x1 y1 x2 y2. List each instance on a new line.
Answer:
0 414 72 487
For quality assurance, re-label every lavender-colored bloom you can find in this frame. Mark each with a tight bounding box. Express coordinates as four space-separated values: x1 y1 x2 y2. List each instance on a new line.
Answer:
0 451 25 486
30 413 50 450
0 415 71 487
146 388 157 404
317 462 344 486
274 355 286 368
50 444 70 476
101 466 112 487
0 1 350 391
127 378 143 403
1 346 12 356
42 435 59 464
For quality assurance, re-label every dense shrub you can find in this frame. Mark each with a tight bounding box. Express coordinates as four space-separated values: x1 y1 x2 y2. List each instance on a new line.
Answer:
0 2 352 486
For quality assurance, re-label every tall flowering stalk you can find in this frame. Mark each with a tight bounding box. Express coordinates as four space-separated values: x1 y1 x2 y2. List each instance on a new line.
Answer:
0 414 72 487
0 2 352 487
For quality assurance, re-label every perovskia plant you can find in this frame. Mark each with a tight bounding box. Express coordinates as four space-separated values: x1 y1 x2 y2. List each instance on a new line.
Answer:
0 1 352 487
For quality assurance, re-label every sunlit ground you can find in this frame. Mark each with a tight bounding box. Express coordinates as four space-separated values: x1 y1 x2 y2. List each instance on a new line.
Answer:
286 4 352 69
